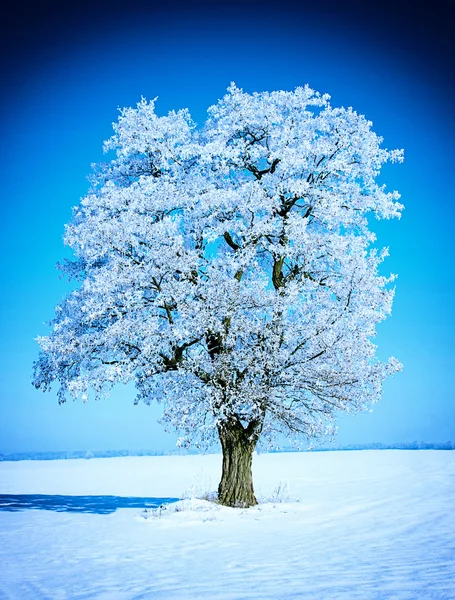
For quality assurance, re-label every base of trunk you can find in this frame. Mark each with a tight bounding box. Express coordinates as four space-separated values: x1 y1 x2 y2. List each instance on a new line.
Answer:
217 419 259 508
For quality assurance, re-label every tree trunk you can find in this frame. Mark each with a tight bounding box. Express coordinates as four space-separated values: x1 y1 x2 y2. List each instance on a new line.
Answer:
217 418 261 508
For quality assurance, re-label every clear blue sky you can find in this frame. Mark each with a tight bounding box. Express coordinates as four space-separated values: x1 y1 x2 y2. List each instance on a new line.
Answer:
1 0 453 453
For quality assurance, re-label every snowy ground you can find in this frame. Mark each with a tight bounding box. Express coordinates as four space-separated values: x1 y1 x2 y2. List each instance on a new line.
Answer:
0 451 454 599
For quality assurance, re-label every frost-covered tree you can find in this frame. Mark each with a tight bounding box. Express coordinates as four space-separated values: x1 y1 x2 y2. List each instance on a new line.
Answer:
34 84 403 507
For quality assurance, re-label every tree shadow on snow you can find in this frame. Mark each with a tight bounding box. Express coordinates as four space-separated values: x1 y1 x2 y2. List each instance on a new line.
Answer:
0 494 179 514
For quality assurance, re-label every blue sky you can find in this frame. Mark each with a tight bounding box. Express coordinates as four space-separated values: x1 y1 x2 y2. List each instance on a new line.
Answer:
1 0 453 453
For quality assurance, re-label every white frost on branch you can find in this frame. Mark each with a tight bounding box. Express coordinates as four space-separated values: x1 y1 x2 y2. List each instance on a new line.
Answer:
34 83 404 448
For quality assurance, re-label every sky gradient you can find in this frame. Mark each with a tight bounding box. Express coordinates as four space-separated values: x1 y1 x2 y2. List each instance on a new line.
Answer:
1 0 453 453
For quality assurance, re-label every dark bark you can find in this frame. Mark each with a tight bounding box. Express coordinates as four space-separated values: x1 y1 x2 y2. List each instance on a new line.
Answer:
217 417 262 508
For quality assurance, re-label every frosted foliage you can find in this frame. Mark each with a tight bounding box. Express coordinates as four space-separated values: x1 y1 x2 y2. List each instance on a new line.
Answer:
33 84 403 448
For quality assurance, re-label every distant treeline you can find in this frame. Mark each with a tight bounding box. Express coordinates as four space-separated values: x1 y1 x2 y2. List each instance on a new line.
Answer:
1 441 454 462
284 441 455 452
0 448 190 462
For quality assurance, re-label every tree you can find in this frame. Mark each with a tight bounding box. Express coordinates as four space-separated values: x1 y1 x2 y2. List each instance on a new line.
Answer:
33 84 403 507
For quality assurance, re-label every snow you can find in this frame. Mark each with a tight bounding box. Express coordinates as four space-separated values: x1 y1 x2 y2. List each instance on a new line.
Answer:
1 450 454 599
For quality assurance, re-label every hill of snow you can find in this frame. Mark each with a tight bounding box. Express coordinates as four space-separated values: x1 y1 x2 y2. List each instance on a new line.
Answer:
1 450 454 599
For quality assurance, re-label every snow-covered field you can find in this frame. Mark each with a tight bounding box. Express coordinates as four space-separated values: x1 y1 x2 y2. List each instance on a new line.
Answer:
0 450 454 599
